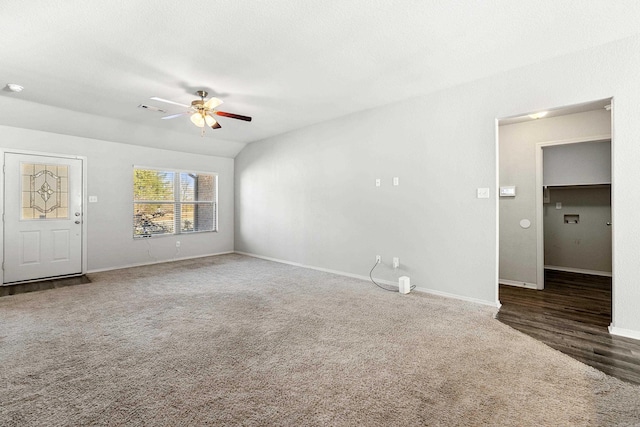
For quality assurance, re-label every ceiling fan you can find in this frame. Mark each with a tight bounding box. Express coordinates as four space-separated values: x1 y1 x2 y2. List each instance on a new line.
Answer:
151 90 251 134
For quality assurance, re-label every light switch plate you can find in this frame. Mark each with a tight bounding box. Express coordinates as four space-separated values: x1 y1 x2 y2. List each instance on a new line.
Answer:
375 178 381 187
477 188 490 199
393 177 399 186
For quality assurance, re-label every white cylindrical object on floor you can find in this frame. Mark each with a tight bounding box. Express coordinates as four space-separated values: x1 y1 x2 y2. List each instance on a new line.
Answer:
399 276 411 294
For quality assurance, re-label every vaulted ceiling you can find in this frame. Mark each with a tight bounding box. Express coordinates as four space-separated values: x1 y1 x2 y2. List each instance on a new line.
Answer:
2 1 640 157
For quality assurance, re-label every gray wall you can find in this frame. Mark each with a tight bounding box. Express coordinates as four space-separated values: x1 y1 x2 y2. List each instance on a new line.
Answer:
236 35 640 337
544 186 611 273
0 125 234 272
235 85 498 304
499 110 611 285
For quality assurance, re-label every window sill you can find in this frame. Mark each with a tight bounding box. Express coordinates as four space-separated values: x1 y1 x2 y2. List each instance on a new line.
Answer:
133 230 218 240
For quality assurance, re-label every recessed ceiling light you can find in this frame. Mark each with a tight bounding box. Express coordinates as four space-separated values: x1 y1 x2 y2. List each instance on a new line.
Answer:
6 83 24 92
528 111 548 120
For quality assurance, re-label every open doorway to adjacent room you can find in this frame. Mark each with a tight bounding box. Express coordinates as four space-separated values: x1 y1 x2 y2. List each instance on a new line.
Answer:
497 98 612 310
495 99 640 384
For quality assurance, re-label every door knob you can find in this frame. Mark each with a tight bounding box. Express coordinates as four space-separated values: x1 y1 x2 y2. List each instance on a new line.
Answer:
75 212 81 216
606 222 612 226
75 220 81 224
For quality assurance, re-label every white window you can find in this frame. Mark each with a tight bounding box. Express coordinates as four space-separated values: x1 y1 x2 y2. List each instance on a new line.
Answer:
133 167 217 237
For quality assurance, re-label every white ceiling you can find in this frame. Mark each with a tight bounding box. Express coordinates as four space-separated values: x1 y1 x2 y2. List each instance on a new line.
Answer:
1 1 640 157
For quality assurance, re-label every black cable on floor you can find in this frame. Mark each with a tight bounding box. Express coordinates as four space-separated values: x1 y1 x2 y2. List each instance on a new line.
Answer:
369 261 397 292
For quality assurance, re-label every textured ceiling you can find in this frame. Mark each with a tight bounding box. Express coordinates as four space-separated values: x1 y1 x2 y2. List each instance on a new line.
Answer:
1 1 640 157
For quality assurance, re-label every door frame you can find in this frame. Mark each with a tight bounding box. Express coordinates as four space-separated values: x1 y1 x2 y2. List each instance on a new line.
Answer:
1 149 88 284
534 134 612 290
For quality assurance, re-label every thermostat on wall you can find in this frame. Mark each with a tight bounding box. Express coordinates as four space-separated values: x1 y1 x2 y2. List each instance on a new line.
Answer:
499 186 516 197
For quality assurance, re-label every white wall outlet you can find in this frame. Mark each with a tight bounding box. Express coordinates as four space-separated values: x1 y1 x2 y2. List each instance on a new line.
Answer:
88 196 98 203
376 255 381 263
393 257 399 269
556 202 562 210
375 178 381 187
176 241 181 248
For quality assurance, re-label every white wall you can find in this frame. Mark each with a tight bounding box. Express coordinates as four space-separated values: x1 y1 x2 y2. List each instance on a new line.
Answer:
235 35 640 337
0 125 234 272
499 111 611 285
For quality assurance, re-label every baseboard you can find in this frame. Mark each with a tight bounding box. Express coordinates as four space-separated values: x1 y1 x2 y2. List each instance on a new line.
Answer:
234 251 397 285
87 251 235 274
498 279 538 290
413 286 500 308
544 265 612 277
608 326 640 341
235 251 499 308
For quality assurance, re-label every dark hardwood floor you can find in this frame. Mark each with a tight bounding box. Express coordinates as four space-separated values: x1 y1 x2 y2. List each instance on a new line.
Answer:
0 275 91 297
497 269 640 385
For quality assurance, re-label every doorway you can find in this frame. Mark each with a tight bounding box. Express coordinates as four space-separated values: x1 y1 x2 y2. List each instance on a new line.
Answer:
497 99 613 318
536 139 612 288
495 100 628 381
2 152 85 284
498 99 612 293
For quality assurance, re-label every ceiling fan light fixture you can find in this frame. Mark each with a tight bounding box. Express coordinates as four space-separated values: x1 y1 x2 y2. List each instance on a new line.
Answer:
204 114 216 127
204 97 223 109
190 112 205 127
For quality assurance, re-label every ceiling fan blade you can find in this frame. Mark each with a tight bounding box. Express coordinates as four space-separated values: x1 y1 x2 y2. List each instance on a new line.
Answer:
150 97 190 108
204 97 223 109
214 111 252 122
161 112 190 120
212 122 222 129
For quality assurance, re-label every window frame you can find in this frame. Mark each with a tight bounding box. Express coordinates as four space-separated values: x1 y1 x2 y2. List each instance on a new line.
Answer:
133 166 218 238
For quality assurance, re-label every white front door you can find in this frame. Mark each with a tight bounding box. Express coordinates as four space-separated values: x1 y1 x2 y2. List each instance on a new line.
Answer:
3 153 83 283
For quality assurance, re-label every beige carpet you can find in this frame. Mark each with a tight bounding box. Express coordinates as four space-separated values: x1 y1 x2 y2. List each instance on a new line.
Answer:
1 254 639 426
